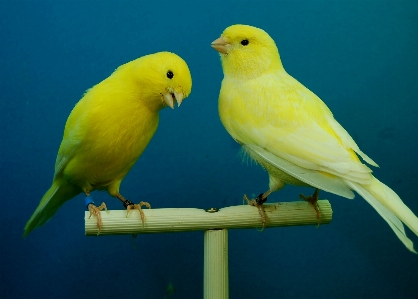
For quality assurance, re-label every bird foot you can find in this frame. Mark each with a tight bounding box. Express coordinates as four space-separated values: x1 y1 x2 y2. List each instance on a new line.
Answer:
117 193 151 227
88 202 108 234
126 201 151 227
299 189 321 227
244 193 268 231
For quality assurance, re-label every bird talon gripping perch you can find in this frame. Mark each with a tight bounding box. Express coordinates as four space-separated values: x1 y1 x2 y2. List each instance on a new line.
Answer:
299 189 321 227
116 194 151 226
244 193 268 231
84 196 107 233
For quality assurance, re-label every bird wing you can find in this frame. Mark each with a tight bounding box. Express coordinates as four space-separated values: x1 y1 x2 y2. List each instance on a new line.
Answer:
53 101 87 180
54 137 80 179
225 72 376 189
244 143 355 198
249 121 373 183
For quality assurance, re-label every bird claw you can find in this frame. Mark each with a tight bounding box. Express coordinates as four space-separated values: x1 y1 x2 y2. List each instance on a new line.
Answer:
244 193 267 231
300 189 321 227
126 201 151 227
88 202 108 235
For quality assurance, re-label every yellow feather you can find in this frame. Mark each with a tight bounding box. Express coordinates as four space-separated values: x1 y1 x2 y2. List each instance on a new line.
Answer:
214 24 418 252
24 52 192 236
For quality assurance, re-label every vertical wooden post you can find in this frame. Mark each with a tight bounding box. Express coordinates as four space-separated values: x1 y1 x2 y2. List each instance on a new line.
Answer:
204 229 229 299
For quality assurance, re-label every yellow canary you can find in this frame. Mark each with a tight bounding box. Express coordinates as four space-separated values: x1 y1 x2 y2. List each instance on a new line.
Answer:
24 52 192 236
212 24 418 252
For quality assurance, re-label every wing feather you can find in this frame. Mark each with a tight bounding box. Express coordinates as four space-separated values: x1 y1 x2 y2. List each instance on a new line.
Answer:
245 144 355 199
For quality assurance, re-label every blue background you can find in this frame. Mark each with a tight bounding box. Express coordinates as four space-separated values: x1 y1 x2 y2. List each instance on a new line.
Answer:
1 0 418 298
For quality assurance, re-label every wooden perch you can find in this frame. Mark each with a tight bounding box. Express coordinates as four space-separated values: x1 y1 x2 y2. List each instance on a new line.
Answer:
85 200 332 236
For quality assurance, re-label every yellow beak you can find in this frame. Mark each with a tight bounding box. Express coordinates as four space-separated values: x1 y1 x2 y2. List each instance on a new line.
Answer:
163 92 184 109
211 36 228 54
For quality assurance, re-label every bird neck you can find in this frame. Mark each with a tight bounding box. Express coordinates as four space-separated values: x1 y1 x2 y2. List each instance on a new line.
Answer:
221 51 284 79
110 64 166 113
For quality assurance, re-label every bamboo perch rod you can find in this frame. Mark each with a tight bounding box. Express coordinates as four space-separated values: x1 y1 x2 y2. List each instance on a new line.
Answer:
85 200 332 236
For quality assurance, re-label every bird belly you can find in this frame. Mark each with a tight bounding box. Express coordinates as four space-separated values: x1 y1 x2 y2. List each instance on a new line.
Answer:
242 143 309 187
62 114 158 192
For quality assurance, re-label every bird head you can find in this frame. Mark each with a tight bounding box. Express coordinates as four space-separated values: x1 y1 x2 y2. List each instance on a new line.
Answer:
211 24 284 79
131 52 192 111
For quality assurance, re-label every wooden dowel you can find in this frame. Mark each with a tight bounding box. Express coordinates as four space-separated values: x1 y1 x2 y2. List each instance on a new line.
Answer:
85 200 332 236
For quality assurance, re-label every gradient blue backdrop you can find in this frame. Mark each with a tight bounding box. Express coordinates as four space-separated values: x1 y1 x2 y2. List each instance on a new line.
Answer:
1 1 417 298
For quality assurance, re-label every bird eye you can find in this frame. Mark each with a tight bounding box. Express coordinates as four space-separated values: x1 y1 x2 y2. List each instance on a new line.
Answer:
241 39 249 46
166 70 174 79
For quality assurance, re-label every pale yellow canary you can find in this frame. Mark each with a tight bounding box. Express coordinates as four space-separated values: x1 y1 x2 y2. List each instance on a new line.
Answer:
212 24 418 252
24 52 192 236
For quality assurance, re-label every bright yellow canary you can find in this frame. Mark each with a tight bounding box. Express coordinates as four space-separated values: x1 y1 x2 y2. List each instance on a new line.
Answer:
24 52 192 237
212 24 418 252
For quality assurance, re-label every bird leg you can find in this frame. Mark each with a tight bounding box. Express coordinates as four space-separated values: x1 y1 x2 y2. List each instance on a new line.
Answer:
244 190 272 231
116 193 151 227
84 191 108 233
88 202 108 232
299 188 321 226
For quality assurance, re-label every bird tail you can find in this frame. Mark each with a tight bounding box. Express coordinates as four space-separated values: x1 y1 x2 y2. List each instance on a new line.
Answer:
345 177 418 253
24 179 79 237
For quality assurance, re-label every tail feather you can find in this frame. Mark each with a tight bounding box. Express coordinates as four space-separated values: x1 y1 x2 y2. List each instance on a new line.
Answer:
24 179 79 237
345 177 418 253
